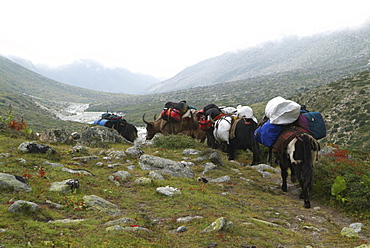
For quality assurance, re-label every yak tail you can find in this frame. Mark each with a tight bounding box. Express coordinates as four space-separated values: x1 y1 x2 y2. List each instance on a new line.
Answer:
301 134 313 189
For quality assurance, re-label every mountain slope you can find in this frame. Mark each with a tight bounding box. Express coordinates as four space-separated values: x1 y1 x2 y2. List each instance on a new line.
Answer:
144 23 370 94
293 69 370 151
8 57 159 94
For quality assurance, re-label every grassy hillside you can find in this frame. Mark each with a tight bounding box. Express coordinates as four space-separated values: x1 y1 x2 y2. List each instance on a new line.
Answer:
293 69 370 151
0 131 368 247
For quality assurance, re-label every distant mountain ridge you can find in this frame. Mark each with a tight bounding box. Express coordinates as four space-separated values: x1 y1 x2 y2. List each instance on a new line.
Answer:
144 23 370 94
7 57 159 94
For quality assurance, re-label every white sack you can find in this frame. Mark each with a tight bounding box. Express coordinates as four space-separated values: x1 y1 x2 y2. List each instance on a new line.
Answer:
213 116 233 144
265 96 301 125
236 105 258 124
221 107 237 116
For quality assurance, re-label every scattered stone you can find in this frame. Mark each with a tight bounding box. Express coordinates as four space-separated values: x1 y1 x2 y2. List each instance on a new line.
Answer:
252 164 279 178
180 161 195 167
156 186 181 196
0 153 11 158
8 200 40 213
134 177 153 185
209 176 231 183
44 161 64 167
18 141 56 154
349 223 364 233
38 129 73 144
202 162 217 174
48 219 85 224
125 147 144 157
104 217 136 226
340 227 359 238
106 225 150 232
354 245 370 248
182 149 201 155
249 217 279 227
209 152 224 166
107 149 127 160
176 216 203 223
80 126 125 145
16 158 26 164
176 226 187 232
139 154 194 178
303 225 320 232
0 173 32 192
49 179 79 193
45 200 64 209
108 171 132 186
83 195 122 216
72 156 99 162
61 168 92 176
148 171 165 180
201 217 234 233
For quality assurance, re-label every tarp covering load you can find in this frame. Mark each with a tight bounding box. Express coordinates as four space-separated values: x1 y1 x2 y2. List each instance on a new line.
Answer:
213 115 233 144
265 96 301 125
254 119 283 147
94 113 125 126
298 111 327 139
236 105 258 124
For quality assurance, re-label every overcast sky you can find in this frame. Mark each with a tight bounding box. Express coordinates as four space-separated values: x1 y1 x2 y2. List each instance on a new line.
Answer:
1 0 369 78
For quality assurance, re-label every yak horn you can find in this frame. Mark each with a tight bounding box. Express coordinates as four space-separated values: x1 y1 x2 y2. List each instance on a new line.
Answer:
208 116 216 124
142 114 151 125
154 114 157 120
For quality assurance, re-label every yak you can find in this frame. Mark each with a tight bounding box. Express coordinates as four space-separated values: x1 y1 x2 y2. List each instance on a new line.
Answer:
103 119 138 142
211 116 261 165
142 111 206 142
272 126 320 208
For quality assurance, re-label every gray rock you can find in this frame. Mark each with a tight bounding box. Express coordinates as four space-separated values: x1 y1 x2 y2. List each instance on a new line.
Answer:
49 179 79 193
133 177 153 185
209 176 231 183
349 223 364 233
61 168 92 176
48 219 85 224
209 152 224 166
156 186 181 196
44 161 64 167
148 171 165 180
202 162 217 174
8 200 39 213
108 171 132 186
18 141 56 154
340 227 359 238
176 226 187 232
182 149 201 155
80 126 125 145
38 129 73 144
125 147 144 157
201 217 234 233
0 173 32 192
104 217 136 226
176 216 203 223
139 154 194 178
83 195 122 216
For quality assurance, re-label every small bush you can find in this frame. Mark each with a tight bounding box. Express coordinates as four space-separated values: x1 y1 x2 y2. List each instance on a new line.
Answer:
314 148 370 218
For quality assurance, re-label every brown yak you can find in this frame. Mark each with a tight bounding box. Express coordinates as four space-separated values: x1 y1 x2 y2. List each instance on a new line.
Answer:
142 111 206 142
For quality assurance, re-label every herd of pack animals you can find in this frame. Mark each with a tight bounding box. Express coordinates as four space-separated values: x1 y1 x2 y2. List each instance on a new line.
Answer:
95 97 327 209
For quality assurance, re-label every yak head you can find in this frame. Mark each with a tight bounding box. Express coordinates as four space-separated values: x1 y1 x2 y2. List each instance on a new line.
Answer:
142 114 161 140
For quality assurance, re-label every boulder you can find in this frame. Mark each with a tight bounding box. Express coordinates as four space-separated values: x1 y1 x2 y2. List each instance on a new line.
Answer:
80 126 125 145
201 217 234 233
8 200 39 213
38 129 73 144
18 141 56 154
0 173 32 192
139 154 194 178
83 195 122 216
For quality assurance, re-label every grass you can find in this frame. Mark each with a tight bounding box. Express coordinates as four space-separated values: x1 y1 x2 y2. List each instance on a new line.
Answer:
0 128 369 247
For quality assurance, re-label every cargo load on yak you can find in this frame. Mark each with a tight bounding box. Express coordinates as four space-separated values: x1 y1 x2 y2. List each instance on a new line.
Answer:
255 98 326 147
213 105 258 144
93 112 126 127
161 100 193 122
297 108 327 140
265 96 301 125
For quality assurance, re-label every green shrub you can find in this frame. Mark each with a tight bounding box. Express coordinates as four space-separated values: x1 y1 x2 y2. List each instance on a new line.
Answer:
314 148 370 218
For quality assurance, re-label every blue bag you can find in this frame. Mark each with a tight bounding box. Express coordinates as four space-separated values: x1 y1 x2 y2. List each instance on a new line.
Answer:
298 112 327 139
254 119 283 147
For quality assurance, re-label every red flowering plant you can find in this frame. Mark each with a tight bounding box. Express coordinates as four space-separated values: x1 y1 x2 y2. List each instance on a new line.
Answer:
314 144 370 219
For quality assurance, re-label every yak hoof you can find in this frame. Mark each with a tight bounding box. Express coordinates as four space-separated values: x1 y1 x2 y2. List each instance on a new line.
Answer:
281 186 287 192
304 201 311 209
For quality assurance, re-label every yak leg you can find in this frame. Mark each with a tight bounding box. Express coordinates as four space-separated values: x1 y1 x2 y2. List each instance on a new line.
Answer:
279 161 289 192
227 145 235 160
